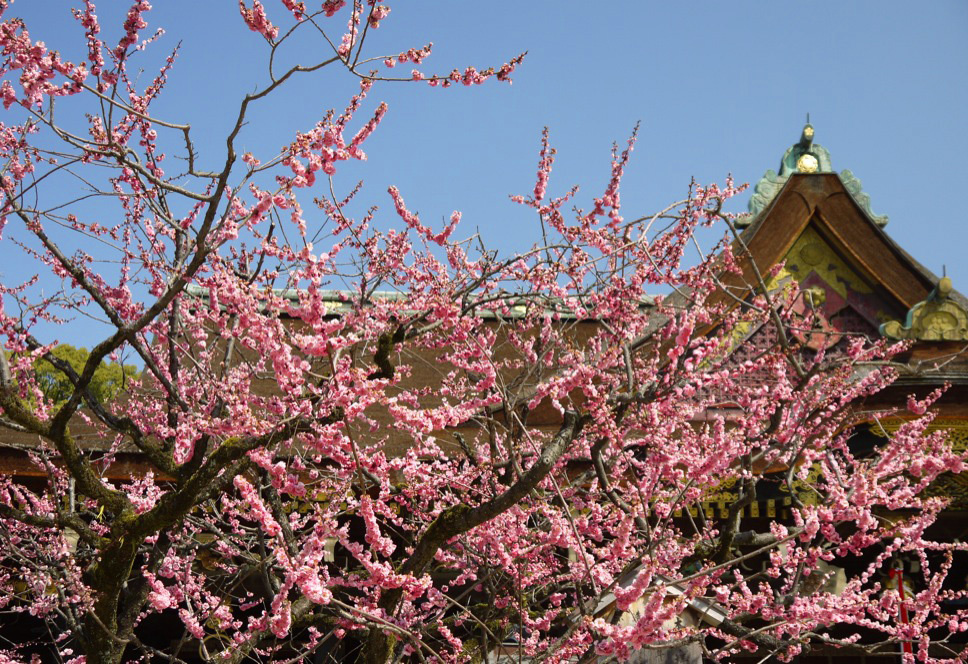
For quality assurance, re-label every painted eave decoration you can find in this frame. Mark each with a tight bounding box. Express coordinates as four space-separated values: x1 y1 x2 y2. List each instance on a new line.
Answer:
881 276 968 341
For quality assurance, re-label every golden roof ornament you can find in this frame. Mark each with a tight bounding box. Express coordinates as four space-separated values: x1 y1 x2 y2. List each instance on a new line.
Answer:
880 277 968 341
781 121 830 176
738 120 888 228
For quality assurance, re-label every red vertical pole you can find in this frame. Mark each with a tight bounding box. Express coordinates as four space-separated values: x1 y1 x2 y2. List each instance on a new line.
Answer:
889 566 913 657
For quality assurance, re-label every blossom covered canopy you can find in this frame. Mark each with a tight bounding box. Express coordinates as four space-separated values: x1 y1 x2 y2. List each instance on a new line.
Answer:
0 2 965 664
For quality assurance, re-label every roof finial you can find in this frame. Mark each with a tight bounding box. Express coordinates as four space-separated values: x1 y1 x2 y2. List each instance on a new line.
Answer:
740 116 888 227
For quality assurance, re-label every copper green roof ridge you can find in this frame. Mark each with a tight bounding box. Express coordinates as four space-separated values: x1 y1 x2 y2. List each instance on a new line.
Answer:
738 124 887 228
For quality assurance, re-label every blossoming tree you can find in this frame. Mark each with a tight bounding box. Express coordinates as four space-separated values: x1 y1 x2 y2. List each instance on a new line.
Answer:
0 2 965 663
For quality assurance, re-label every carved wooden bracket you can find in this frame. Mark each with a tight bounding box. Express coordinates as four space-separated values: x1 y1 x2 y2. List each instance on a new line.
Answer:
880 277 968 341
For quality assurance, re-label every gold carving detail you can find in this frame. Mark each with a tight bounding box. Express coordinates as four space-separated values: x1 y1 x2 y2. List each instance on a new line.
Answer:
881 277 968 341
704 476 740 504
799 242 825 266
797 153 819 173
870 417 968 453
772 226 874 299
922 473 968 509
780 463 824 507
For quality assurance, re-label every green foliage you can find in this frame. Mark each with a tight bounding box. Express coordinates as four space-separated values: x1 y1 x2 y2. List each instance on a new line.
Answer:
31 344 138 407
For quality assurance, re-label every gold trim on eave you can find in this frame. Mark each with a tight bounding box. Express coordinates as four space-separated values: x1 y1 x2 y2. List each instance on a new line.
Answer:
881 277 968 341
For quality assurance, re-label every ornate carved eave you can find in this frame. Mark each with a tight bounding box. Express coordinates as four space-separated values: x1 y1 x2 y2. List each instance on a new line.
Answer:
737 124 888 228
881 277 968 341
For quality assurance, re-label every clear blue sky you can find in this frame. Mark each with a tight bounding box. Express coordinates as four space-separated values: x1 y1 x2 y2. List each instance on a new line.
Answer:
5 1 968 347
